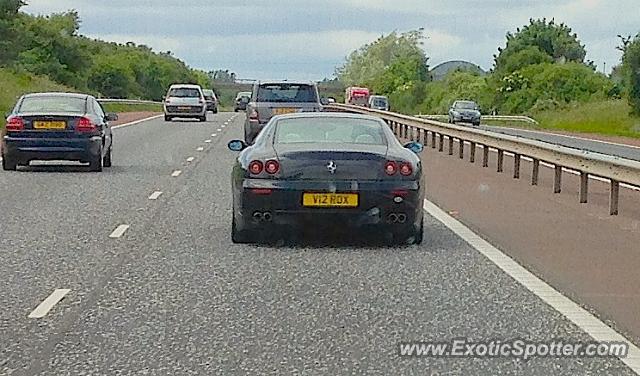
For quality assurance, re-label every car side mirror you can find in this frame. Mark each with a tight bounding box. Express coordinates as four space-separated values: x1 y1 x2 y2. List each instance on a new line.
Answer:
105 113 118 122
404 141 424 154
320 97 330 105
228 139 247 151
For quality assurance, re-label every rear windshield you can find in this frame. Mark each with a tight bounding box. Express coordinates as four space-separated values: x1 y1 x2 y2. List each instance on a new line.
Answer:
18 96 86 113
203 90 214 97
454 101 478 109
257 84 317 103
275 118 386 145
168 88 201 98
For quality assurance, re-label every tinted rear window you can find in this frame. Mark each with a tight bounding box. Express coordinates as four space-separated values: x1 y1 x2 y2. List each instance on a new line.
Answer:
18 96 86 113
168 88 201 98
257 84 317 103
275 118 386 145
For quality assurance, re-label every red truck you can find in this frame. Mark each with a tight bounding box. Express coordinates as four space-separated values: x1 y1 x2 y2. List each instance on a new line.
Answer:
345 87 370 106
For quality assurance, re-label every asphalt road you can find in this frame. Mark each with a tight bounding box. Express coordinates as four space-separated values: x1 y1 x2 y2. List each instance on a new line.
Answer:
480 124 640 161
0 113 636 375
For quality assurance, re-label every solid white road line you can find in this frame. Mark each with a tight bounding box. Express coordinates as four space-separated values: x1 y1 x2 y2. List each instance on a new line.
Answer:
205 139 212 143
109 224 130 238
186 157 195 162
422 199 640 374
148 191 163 200
196 147 204 151
28 289 71 318
171 170 182 177
111 114 163 130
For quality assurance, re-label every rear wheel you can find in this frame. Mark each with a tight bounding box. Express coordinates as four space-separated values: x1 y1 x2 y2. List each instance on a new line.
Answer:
89 146 103 172
213 107 218 114
199 115 207 122
103 144 112 167
232 213 257 244
164 115 172 122
2 155 17 171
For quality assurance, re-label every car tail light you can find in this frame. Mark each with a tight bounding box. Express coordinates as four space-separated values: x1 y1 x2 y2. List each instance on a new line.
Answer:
76 117 96 132
6 116 24 131
249 160 263 174
399 163 413 176
265 160 280 174
384 161 397 176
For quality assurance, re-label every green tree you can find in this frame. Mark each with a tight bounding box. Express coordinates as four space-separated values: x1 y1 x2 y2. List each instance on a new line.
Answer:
0 0 25 64
336 29 429 86
495 18 589 75
619 34 640 114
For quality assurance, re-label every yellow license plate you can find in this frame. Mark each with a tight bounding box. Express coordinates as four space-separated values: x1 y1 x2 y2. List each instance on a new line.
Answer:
33 121 66 129
273 108 296 115
302 193 359 208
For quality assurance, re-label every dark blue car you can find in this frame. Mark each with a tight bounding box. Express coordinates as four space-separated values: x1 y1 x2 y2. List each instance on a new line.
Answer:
2 92 116 171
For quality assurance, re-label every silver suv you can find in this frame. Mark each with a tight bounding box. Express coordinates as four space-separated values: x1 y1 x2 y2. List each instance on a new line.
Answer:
164 84 207 122
244 80 323 144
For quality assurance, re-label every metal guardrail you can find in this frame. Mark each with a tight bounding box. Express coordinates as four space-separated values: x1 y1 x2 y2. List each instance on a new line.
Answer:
326 104 640 215
417 114 539 125
97 99 162 105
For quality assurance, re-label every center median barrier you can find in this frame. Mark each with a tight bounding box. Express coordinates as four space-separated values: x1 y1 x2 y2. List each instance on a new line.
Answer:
325 104 640 215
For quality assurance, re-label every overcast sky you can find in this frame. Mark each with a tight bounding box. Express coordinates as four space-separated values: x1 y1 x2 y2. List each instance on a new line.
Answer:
24 0 638 80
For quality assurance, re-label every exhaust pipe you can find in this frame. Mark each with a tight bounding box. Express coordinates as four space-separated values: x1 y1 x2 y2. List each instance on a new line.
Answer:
253 212 263 222
388 213 398 223
397 214 407 223
263 212 273 222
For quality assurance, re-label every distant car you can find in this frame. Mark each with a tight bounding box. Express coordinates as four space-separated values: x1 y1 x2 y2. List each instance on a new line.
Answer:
163 84 207 122
244 81 323 144
448 100 481 126
326 97 336 103
2 92 116 171
203 89 219 114
234 91 252 112
228 112 425 245
368 95 390 111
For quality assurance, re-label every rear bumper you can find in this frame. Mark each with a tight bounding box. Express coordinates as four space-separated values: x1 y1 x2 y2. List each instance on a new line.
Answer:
236 179 424 231
164 105 206 117
3 135 102 162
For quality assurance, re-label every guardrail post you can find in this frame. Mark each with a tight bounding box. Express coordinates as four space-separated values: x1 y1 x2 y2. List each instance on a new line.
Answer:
448 137 454 155
497 150 504 173
459 140 464 159
580 172 589 203
438 134 444 152
482 145 489 167
554 166 562 193
422 130 427 146
469 142 476 163
404 124 408 139
513 154 521 179
431 132 436 149
610 180 620 215
532 159 540 186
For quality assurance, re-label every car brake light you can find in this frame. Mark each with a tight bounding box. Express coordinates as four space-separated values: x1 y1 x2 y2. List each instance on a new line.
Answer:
400 163 413 176
251 188 273 195
6 116 24 131
384 161 397 176
265 160 280 174
76 117 97 132
249 160 263 174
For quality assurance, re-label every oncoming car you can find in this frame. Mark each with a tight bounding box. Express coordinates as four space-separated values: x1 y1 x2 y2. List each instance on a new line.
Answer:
163 84 207 122
448 100 481 126
3 92 116 171
228 113 425 245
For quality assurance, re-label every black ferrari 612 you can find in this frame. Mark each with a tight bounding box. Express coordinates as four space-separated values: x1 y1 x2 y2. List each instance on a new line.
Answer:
228 112 425 244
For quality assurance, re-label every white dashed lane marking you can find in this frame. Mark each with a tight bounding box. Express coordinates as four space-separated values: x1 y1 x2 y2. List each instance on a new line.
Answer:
212 134 217 137
28 289 71 319
148 191 163 200
196 147 204 151
205 139 212 143
216 128 222 132
109 224 130 238
187 157 195 162
171 170 182 177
